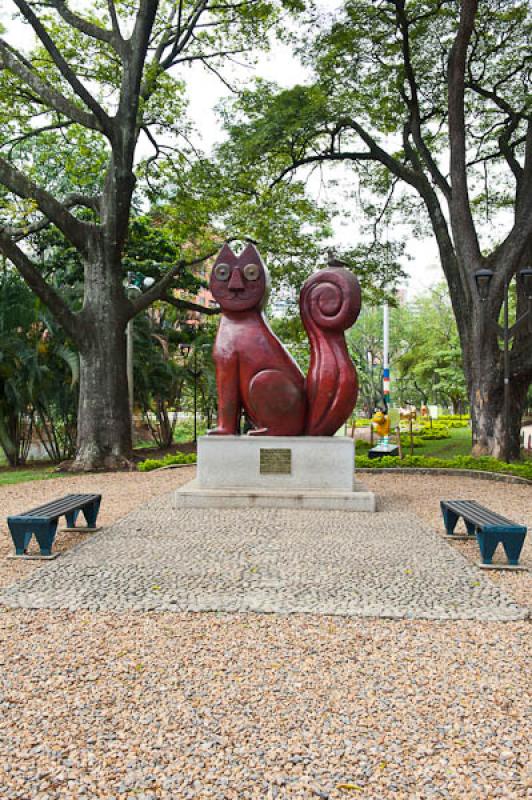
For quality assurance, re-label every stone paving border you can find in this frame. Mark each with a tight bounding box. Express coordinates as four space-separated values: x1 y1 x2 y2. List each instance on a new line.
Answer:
1 490 527 621
357 467 532 485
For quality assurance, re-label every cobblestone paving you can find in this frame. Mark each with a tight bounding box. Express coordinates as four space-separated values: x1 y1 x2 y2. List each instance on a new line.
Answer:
1 491 527 620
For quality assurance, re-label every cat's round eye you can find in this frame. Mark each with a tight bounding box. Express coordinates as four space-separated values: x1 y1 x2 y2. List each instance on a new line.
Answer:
243 263 260 281
214 263 231 281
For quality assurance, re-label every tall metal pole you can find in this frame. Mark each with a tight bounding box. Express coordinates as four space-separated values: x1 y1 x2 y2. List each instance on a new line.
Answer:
383 302 390 408
193 348 198 444
127 319 134 440
503 277 510 463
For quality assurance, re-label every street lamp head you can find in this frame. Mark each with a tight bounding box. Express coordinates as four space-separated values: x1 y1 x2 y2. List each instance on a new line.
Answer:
519 267 532 299
473 268 494 301
125 283 142 299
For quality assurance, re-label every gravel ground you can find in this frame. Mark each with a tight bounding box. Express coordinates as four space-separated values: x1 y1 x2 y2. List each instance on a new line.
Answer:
0 612 529 799
0 469 530 799
1 495 526 621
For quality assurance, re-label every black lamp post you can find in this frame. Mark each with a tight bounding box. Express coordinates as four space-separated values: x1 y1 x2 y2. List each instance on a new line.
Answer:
179 343 200 444
474 266 532 462
125 271 155 439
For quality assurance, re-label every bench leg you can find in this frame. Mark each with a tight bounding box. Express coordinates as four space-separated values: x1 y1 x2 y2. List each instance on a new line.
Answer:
465 520 477 538
65 509 80 528
82 497 101 529
441 505 460 536
8 522 34 555
33 521 58 557
501 532 526 566
476 531 500 565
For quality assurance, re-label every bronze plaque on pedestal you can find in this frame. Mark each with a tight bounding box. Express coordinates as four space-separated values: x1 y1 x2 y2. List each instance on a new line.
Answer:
260 448 292 475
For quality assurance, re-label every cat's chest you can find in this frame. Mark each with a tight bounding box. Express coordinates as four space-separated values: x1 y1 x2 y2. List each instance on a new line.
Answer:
214 314 269 359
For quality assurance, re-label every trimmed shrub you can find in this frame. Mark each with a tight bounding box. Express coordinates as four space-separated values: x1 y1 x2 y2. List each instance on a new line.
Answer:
138 451 197 472
417 430 450 440
355 454 532 480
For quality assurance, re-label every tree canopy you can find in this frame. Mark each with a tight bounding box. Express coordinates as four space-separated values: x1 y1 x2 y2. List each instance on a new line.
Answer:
220 0 532 458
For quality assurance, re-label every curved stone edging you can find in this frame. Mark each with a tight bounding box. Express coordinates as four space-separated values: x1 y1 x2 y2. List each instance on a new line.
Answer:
356 467 532 485
145 462 195 472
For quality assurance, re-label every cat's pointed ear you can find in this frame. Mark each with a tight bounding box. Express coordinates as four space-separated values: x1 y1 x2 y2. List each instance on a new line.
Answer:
238 242 264 267
214 243 238 267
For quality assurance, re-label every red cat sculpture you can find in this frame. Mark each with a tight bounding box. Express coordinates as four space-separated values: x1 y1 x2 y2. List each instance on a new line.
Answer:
208 242 361 437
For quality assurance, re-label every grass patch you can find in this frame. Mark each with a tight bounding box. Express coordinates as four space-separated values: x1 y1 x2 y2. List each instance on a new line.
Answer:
416 425 472 458
0 467 64 486
356 425 471 458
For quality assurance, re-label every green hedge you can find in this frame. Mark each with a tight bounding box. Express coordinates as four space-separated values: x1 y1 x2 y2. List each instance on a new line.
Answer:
356 454 532 480
138 452 197 472
416 430 450 440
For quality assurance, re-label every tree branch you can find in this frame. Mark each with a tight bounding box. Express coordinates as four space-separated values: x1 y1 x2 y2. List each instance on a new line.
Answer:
394 0 451 200
498 117 523 181
4 193 101 240
159 0 209 70
492 124 532 268
162 294 219 315
3 120 74 156
270 149 375 188
0 158 94 253
128 245 223 318
106 0 123 41
11 0 112 135
447 0 482 269
466 80 532 123
43 1 115 46
0 39 102 131
0 229 78 339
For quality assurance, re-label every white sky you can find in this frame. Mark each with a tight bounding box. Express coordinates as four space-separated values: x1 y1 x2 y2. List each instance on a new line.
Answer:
1 1 444 297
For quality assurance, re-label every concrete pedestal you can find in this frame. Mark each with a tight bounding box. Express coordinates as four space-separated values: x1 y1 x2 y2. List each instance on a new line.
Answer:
175 436 376 512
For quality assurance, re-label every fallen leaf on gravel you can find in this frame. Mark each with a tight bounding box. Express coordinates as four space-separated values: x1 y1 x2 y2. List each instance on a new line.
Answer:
336 783 363 793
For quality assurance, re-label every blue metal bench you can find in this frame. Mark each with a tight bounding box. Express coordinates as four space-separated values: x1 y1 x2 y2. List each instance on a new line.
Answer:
8 493 101 558
440 499 527 567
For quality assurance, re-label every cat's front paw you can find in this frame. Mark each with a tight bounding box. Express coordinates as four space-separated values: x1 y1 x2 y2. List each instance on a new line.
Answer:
247 427 269 436
207 427 236 436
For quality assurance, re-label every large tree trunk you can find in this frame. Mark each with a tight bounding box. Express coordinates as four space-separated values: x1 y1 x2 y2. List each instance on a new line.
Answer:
73 314 131 470
469 371 527 460
70 249 132 471
463 308 528 461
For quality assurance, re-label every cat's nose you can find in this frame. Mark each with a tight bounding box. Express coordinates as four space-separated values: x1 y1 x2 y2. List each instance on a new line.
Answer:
228 268 245 291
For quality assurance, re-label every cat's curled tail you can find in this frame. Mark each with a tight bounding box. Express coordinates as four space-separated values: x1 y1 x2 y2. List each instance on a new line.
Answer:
300 267 361 436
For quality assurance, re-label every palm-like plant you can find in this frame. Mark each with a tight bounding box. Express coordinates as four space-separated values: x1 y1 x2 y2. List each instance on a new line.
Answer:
0 270 37 465
0 269 79 465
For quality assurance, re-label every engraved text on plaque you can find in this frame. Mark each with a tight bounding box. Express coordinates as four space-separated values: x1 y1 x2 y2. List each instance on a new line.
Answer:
260 448 292 475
